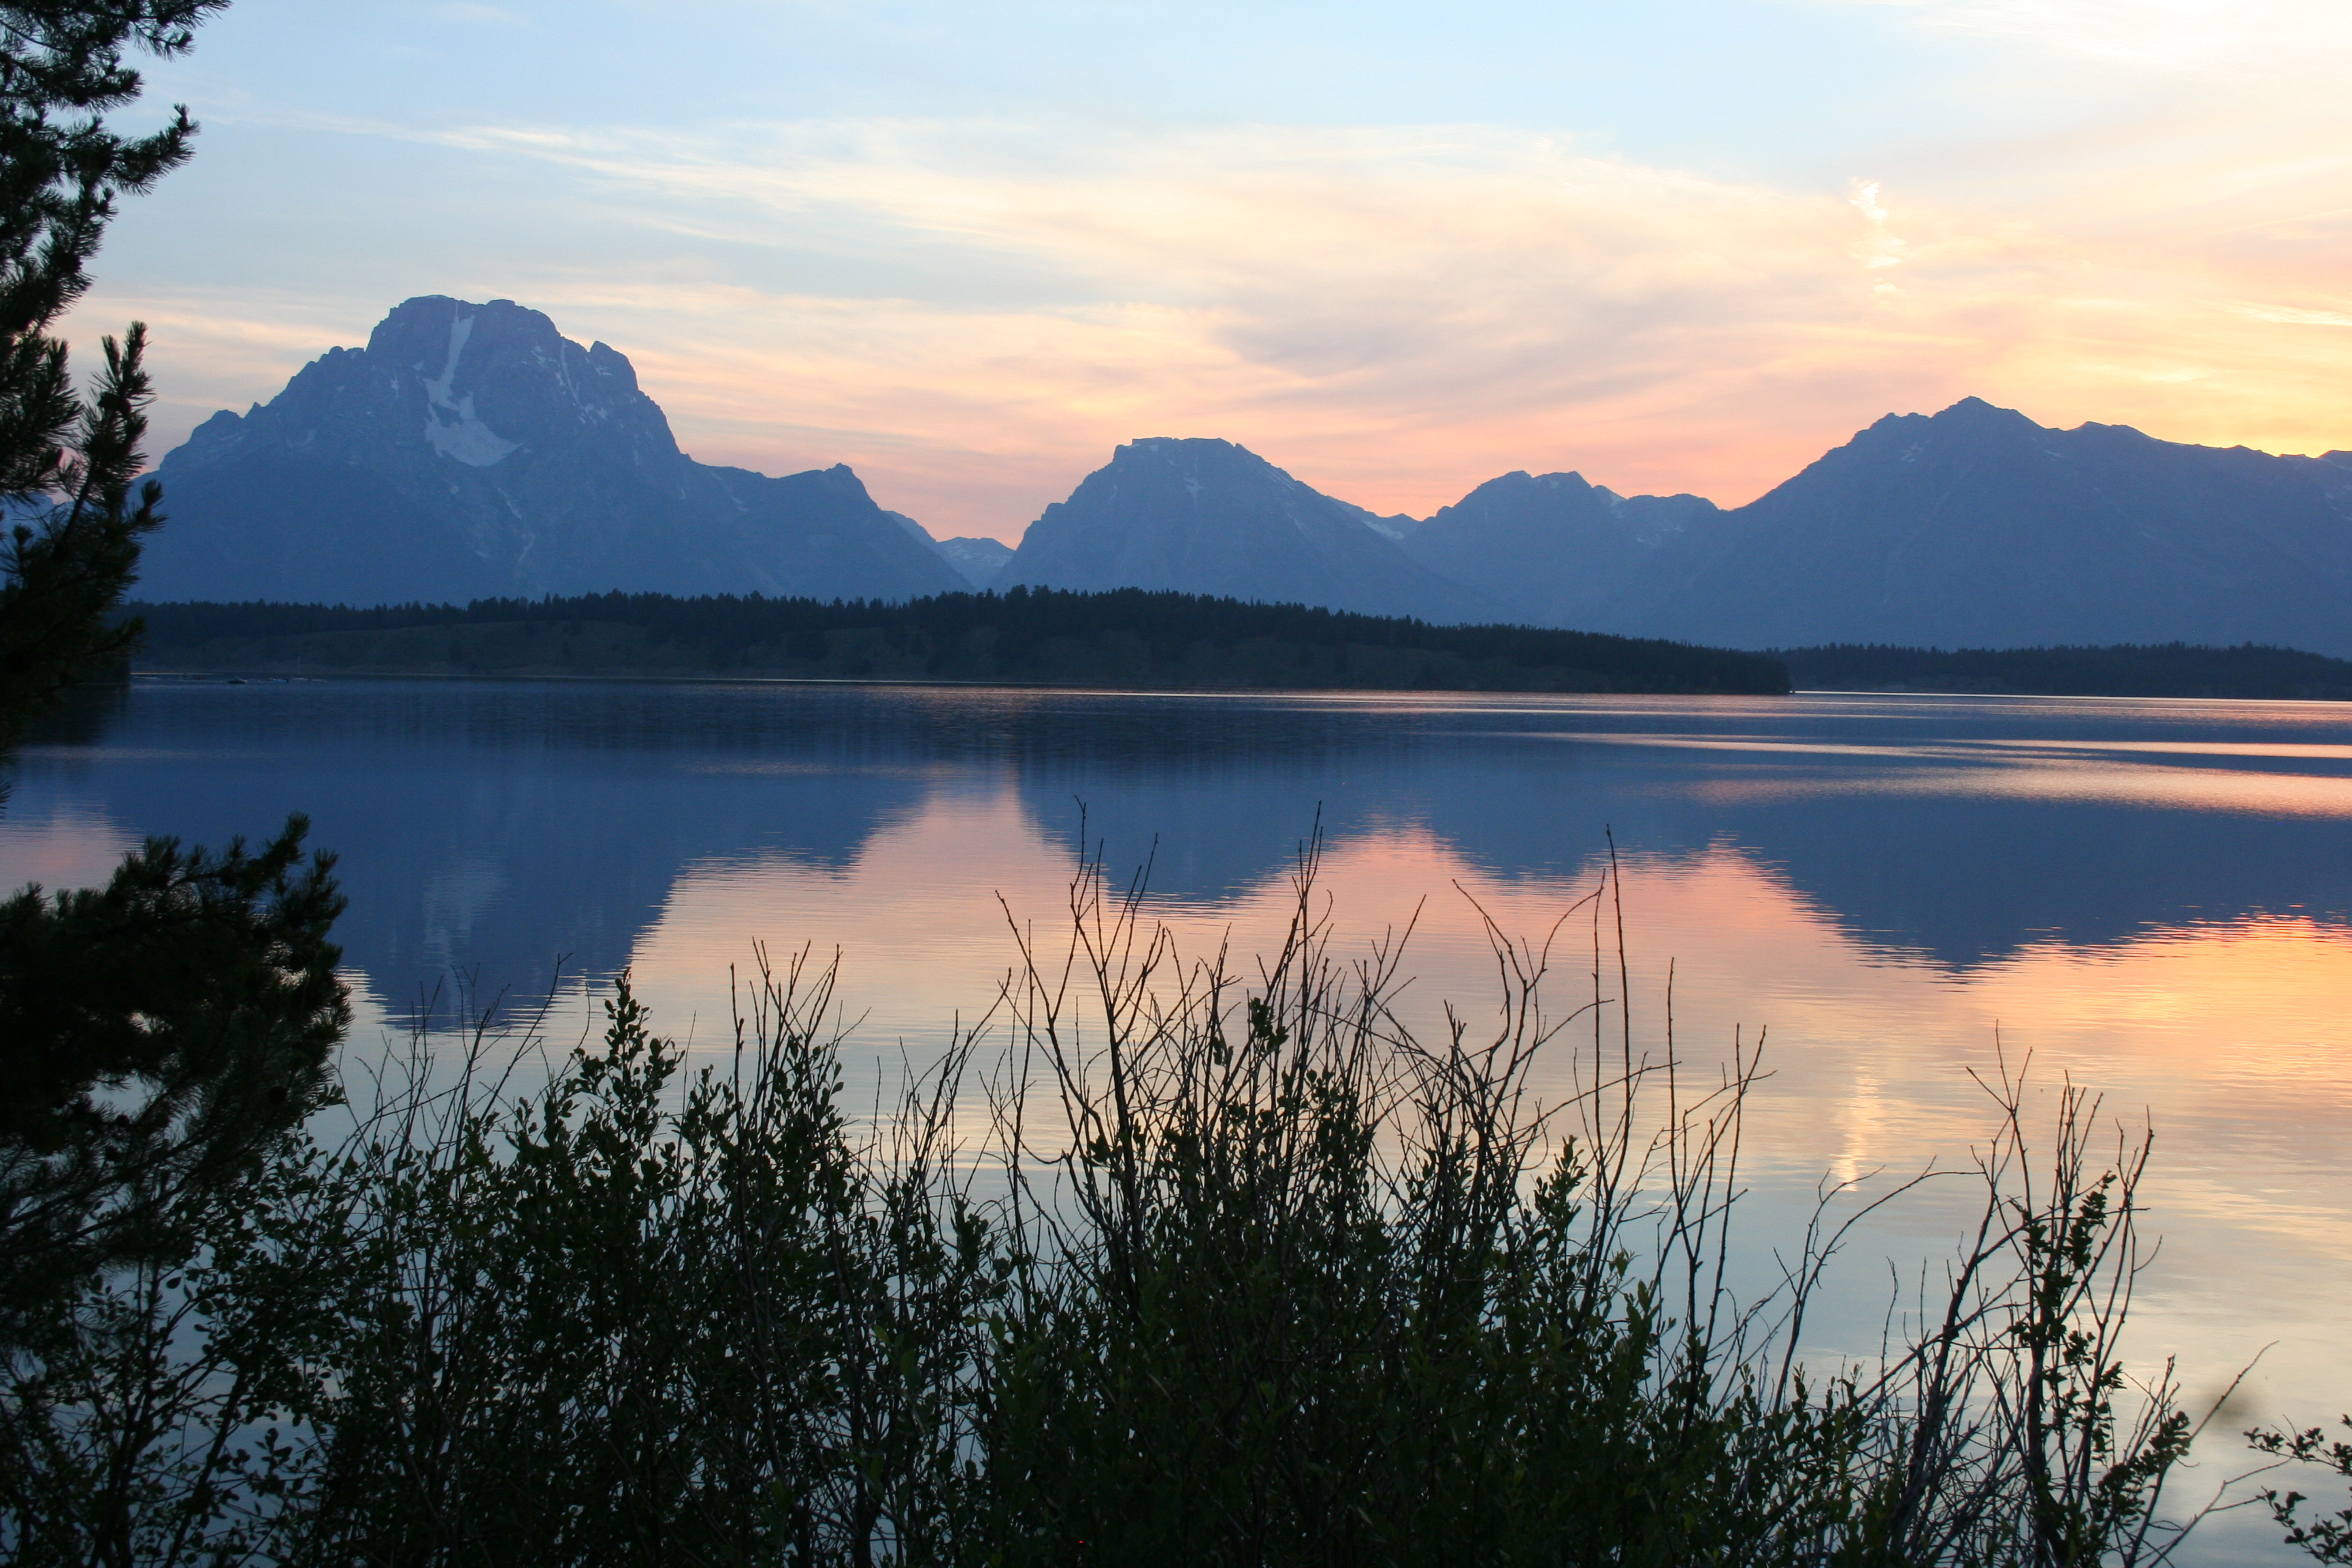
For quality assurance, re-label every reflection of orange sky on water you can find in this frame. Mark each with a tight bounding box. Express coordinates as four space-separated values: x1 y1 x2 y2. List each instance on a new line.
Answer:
628 788 2352 1199
627 786 2352 1428
1685 759 2352 819
0 804 138 894
1548 729 2352 819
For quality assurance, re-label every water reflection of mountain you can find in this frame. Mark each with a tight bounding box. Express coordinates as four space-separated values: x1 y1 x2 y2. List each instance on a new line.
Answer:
12 682 2347 1013
1702 793 2351 966
10 683 944 1017
1011 730 2352 968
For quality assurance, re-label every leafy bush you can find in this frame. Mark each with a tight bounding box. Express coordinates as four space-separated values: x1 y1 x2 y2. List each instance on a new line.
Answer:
2250 1419 2352 1561
0 850 2208 1565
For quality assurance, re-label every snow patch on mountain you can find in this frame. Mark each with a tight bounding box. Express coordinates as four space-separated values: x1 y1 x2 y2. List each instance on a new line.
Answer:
424 395 521 467
418 311 520 467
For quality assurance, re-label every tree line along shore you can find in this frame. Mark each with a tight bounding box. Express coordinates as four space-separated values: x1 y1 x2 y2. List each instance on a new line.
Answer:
120 590 2352 699
122 588 1792 694
1776 640 2352 700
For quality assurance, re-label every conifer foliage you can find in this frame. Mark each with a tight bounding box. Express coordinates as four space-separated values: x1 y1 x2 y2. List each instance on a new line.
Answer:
0 1 347 1350
0 1 223 738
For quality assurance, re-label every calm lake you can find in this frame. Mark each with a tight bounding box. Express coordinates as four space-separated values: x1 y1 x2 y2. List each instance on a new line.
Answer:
8 676 2350 1558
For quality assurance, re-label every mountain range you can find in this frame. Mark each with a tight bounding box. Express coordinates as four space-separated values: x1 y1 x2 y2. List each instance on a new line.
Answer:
135 297 2352 656
1608 399 2352 653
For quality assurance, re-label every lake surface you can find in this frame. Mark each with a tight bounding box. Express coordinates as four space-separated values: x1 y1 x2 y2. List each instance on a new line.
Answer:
8 677 2351 1558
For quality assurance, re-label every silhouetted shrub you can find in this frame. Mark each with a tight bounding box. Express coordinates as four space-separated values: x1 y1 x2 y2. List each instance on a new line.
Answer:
1 851 2207 1565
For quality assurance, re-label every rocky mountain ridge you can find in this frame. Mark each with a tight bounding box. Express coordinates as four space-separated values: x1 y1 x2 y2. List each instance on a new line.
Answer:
1608 397 2352 654
137 296 964 604
1395 470 1721 630
992 437 1502 624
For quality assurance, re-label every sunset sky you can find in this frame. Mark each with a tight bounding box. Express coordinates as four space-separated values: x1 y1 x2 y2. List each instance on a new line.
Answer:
65 0 2352 541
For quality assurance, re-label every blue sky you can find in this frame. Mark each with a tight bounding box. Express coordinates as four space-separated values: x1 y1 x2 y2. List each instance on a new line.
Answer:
69 0 2352 537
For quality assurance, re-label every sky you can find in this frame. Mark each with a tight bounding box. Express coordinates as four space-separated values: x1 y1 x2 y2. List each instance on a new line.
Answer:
61 0 2352 541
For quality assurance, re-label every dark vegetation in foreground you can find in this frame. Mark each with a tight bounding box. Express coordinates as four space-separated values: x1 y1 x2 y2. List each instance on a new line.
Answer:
6 847 2271 1566
1779 641 2352 700
124 588 1793 694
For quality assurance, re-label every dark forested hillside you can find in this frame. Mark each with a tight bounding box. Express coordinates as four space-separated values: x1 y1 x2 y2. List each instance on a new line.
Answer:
128 589 1790 694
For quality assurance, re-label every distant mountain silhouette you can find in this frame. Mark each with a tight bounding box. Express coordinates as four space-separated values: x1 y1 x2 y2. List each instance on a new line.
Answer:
137 296 966 604
1403 398 2352 654
1400 470 1721 630
934 537 1015 585
1632 398 2352 654
889 510 1014 587
994 438 1503 623
996 402 2352 654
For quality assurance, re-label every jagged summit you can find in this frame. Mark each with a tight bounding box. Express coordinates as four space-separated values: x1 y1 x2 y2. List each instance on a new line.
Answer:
995 438 1503 624
140 297 964 605
168 297 681 481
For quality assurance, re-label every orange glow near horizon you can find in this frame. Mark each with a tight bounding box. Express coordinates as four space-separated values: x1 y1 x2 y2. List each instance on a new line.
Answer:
80 115 2352 542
